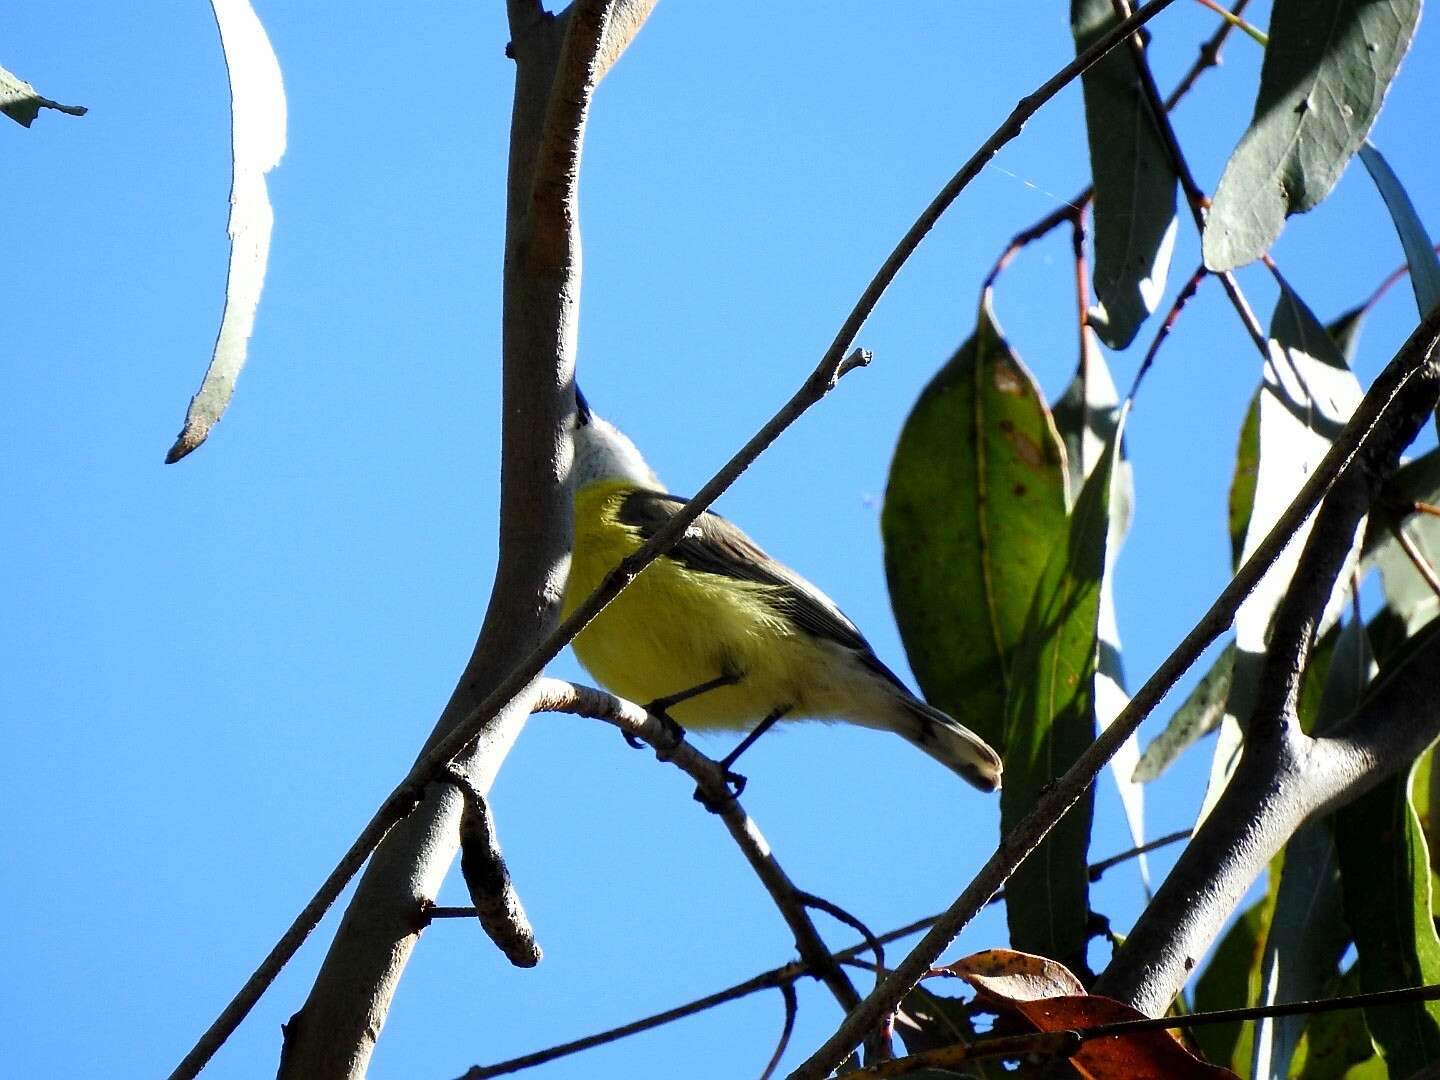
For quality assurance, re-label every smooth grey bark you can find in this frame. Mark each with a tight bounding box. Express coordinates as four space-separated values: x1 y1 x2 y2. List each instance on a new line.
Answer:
1095 317 1440 1017
277 4 606 1075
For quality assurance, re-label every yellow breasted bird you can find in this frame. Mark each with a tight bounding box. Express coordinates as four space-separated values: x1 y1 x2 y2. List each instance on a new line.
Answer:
563 388 1002 792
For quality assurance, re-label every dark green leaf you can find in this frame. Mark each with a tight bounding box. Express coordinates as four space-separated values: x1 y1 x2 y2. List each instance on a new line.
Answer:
1053 344 1146 880
1291 968 1383 1079
1133 642 1234 783
1191 888 1277 1070
1229 390 1261 572
1070 0 1178 347
1333 752 1440 1076
1000 418 1122 973
884 294 1069 758
1204 0 1422 271
1326 306 1367 364
1359 142 1440 317
0 62 86 127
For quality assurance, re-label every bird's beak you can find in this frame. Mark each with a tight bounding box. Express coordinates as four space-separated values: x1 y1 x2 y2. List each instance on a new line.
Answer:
574 383 593 427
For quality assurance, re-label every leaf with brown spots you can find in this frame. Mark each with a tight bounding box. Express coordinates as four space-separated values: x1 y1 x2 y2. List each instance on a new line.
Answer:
883 291 1069 758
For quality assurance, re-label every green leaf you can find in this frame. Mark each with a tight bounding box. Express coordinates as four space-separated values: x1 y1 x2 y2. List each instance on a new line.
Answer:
1192 886 1277 1070
1291 968 1383 1079
1359 142 1440 317
1132 642 1235 784
1326 306 1367 365
1229 390 1261 572
1053 343 1147 884
1333 752 1440 1078
1070 0 1178 348
1000 414 1123 973
884 293 1069 758
1204 0 1422 271
0 62 86 127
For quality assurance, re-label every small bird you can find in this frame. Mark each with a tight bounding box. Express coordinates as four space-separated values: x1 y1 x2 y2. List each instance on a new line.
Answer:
562 387 1002 793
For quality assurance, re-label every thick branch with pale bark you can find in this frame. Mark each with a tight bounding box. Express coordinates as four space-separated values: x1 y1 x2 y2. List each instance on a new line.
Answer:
1096 334 1440 1014
274 5 623 1076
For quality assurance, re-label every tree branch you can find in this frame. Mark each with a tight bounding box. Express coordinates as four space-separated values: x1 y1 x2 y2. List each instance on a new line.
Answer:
530 680 864 1015
787 306 1440 1079
269 3 623 1077
1097 317 1440 1015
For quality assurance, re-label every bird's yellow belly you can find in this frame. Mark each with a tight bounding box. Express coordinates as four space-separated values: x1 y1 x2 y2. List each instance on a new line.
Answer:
565 483 809 730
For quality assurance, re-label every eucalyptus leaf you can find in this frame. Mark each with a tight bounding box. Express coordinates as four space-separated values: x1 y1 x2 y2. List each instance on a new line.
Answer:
1333 757 1440 1077
1053 342 1146 884
0 62 85 127
1204 0 1421 271
1359 142 1440 317
884 293 1069 758
1132 642 1234 784
1070 0 1178 347
1199 282 1363 824
1001 415 1123 974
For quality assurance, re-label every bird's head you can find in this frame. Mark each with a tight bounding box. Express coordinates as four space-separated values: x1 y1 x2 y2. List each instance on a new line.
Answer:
571 383 664 491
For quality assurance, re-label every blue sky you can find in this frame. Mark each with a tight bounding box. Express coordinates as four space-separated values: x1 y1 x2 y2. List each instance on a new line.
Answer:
5 4 1439 1078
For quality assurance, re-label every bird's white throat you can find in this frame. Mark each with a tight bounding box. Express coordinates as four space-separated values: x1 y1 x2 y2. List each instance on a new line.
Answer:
572 413 665 491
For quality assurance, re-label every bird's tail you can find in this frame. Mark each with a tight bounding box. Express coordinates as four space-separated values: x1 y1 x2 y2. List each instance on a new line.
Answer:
896 697 1002 792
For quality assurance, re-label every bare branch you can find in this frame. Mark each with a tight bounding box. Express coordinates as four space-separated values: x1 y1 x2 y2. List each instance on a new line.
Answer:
789 306 1440 1079
758 984 800 1080
533 680 863 1014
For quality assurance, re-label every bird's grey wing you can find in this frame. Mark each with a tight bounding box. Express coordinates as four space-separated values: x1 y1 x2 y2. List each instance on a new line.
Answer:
617 490 912 691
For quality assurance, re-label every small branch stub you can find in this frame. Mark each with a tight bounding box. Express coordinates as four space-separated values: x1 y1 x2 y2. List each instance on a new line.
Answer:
450 771 542 969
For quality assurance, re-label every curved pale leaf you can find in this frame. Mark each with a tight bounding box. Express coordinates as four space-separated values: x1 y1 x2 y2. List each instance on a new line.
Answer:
0 62 85 127
1070 0 1178 348
166 0 287 462
1359 142 1440 317
1199 281 1363 824
1204 0 1421 271
1001 414 1124 973
883 292 1069 757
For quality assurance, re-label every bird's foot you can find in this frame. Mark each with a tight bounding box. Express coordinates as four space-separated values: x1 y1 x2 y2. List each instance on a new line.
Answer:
693 768 747 812
625 705 686 758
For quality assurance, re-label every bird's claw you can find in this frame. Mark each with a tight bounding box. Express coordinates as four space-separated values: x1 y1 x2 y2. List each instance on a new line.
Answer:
624 708 686 758
693 768 747 812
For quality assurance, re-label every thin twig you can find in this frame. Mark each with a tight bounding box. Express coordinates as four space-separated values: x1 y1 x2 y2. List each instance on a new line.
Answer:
1128 264 1209 398
453 833 1190 1079
1165 0 1251 109
532 681 862 1015
1389 521 1440 600
1190 0 1268 45
1111 0 1270 360
788 307 1440 1080
758 984 800 1080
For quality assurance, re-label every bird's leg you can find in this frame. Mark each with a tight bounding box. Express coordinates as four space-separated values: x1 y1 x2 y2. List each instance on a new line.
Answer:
623 670 743 751
694 704 791 811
